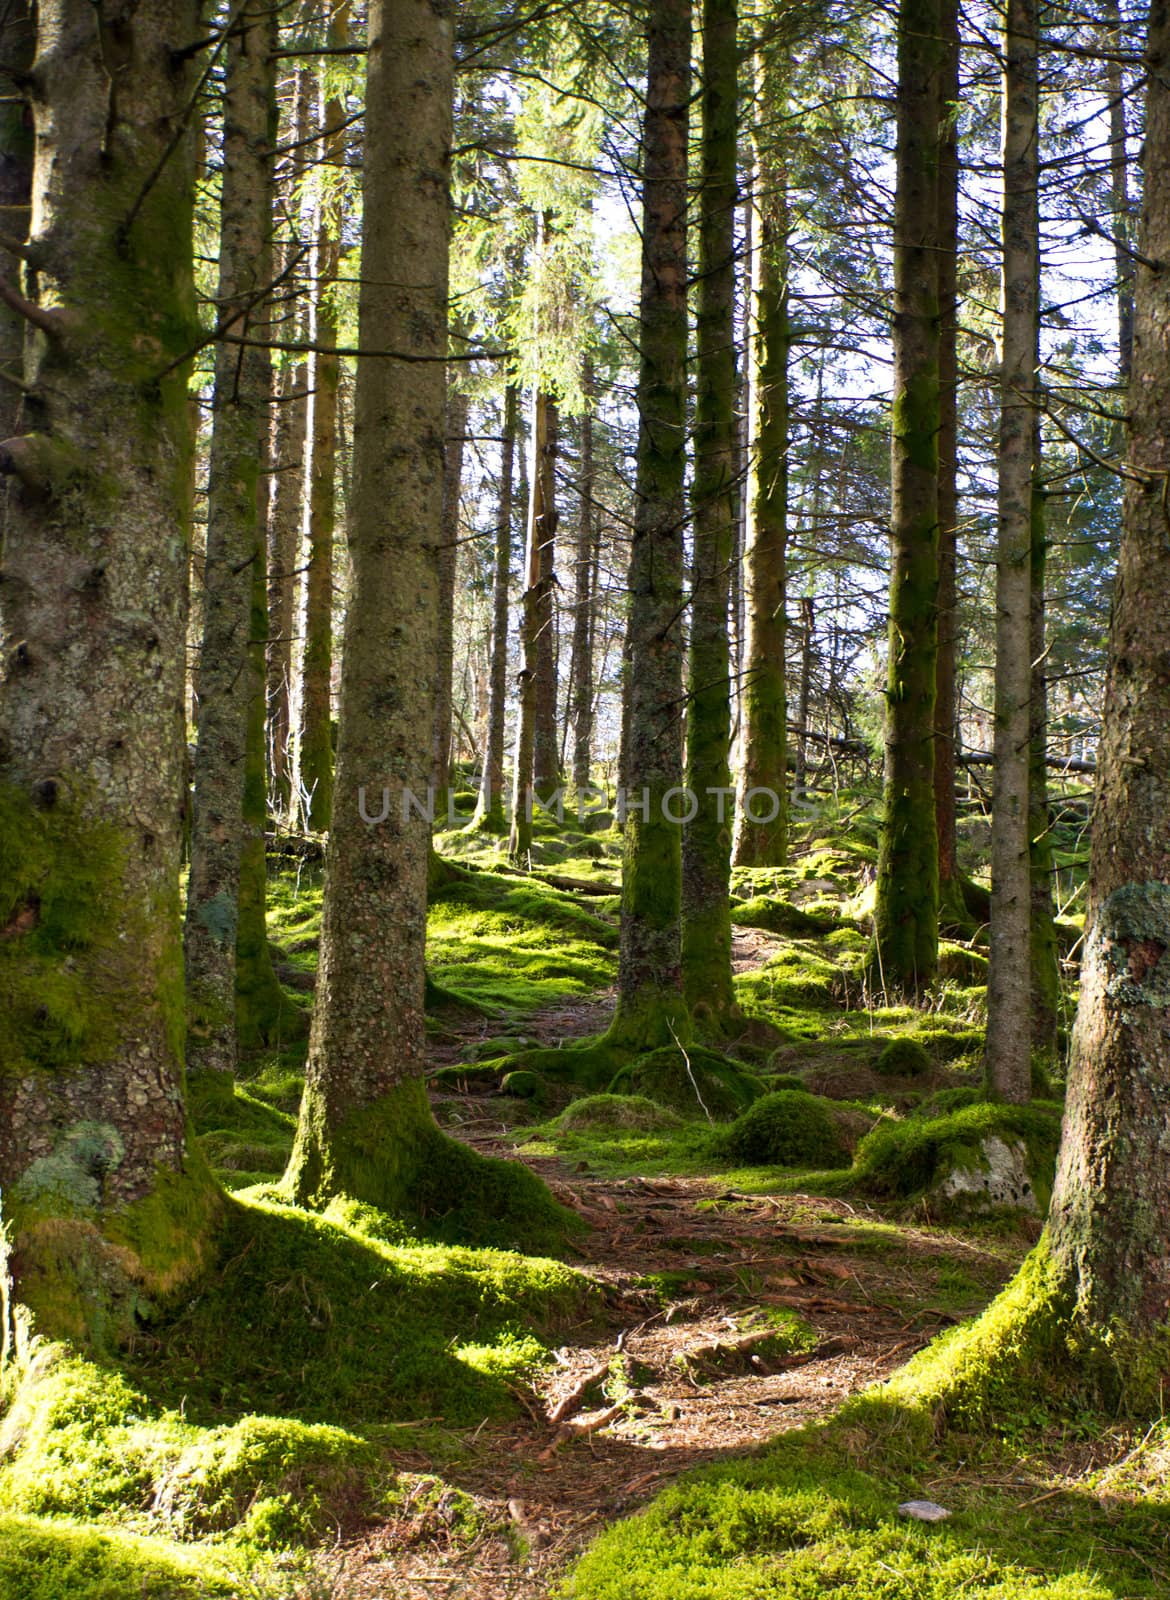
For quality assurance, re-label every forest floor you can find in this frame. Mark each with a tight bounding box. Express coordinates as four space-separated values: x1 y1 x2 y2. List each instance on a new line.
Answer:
323 968 1022 1600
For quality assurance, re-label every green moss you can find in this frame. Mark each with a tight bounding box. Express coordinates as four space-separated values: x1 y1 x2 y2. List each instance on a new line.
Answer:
875 1037 932 1077
610 1046 763 1121
730 896 834 936
936 942 989 985
716 1091 849 1169
0 1515 255 1599
286 1075 579 1254
849 1101 1062 1206
125 1191 595 1427
557 1094 685 1134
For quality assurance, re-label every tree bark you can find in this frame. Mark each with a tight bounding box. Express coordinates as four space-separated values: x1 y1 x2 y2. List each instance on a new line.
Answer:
984 0 1038 1103
569 362 596 794
733 32 789 871
509 386 558 857
1041 0 1170 1398
0 0 219 1339
296 17 351 835
185 0 278 1080
611 0 691 1046
1104 0 1134 388
432 383 468 801
284 0 455 1209
1028 437 1060 1061
0 0 32 461
682 0 739 1023
872 0 942 998
266 67 313 817
472 381 517 833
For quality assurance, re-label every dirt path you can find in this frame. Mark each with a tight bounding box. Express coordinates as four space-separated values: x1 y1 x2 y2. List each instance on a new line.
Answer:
326 968 1012 1599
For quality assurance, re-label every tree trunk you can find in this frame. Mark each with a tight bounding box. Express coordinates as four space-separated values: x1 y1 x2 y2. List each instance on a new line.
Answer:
0 0 32 462
984 0 1038 1104
1030 0 1170 1403
509 387 558 857
682 0 738 1024
472 381 517 833
872 0 942 998
185 0 278 1080
1028 439 1060 1062
794 594 814 793
611 0 691 1047
532 392 560 794
0 0 219 1340
732 33 789 871
284 0 453 1209
296 22 350 835
265 67 313 817
569 362 596 794
432 384 468 803
934 0 963 929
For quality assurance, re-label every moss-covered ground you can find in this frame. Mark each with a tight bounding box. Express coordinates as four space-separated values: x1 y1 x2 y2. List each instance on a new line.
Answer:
11 784 1150 1599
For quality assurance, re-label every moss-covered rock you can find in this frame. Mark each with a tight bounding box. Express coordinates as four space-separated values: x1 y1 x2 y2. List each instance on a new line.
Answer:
730 896 834 936
557 1094 684 1133
937 942 989 984
717 1090 850 1169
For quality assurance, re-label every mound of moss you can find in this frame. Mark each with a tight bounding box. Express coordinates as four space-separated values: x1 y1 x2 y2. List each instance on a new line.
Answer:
609 1047 763 1121
730 896 834 937
124 1193 595 1427
875 1037 932 1078
718 1090 849 1169
937 942 990 985
0 1515 255 1600
558 1094 685 1134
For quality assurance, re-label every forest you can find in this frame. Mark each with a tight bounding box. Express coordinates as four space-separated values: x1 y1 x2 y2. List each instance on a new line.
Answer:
0 0 1168 1594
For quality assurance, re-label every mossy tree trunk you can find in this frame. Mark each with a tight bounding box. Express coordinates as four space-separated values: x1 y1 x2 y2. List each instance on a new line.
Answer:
1040 0 1170 1396
682 0 738 1024
185 0 278 1080
610 0 691 1049
871 0 941 999
984 0 1038 1104
472 381 517 833
296 22 350 836
433 383 468 805
732 32 789 871
509 386 558 857
283 0 455 1210
0 0 220 1340
934 0 963 930
793 594 814 794
569 361 596 795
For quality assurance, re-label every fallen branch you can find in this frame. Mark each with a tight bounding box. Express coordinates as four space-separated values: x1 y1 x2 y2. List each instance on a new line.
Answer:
538 1401 625 1459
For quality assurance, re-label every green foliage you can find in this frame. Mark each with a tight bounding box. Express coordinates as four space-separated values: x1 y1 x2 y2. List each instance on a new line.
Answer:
717 1091 849 1169
0 1515 254 1600
875 1037 932 1078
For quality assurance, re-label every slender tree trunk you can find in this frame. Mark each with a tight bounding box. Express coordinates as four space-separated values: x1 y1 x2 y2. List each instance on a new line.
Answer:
794 595 814 793
284 0 453 1209
872 0 942 998
433 384 468 803
984 0 1038 1103
296 17 350 835
569 363 596 794
1040 0 1170 1399
532 393 560 793
733 35 789 870
185 0 278 1080
934 0 963 928
1028 444 1060 1062
509 387 558 856
266 353 309 815
266 67 313 817
682 0 738 1023
473 382 517 833
611 0 692 1046
0 0 219 1339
